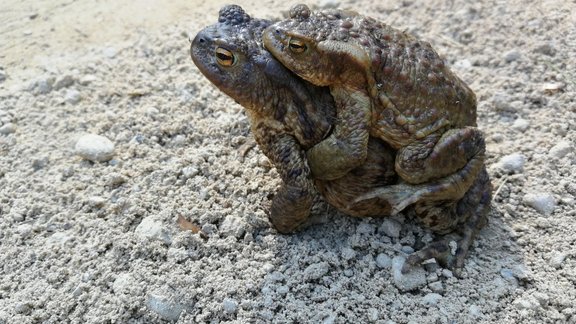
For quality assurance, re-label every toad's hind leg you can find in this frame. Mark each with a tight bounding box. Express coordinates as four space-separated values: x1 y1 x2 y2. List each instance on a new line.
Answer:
401 167 492 274
354 127 486 214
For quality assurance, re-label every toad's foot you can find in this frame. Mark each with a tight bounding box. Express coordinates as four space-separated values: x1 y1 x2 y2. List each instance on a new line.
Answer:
269 185 314 233
352 182 428 215
401 168 491 275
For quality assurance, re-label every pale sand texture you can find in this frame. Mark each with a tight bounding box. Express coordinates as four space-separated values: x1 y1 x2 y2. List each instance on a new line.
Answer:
0 0 575 322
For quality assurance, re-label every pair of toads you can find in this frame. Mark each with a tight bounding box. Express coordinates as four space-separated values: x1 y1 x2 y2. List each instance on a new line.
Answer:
191 4 491 273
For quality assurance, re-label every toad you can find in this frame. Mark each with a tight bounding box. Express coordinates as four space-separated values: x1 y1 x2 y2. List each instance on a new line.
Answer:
263 4 491 270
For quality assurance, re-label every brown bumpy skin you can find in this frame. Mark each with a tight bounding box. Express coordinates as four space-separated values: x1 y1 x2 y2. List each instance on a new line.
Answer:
263 4 492 272
190 5 397 233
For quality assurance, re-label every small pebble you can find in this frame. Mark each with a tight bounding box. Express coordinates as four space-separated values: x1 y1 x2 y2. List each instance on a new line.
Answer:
491 93 515 112
496 153 525 173
392 256 427 291
103 47 118 58
428 281 444 293
533 42 556 56
376 253 392 269
135 217 172 244
54 75 75 90
65 88 81 104
523 192 556 215
367 308 379 321
33 76 55 94
147 294 183 321
79 74 97 85
317 0 340 8
469 305 483 318
0 123 16 135
181 166 199 179
112 273 134 294
379 219 401 238
549 251 567 269
500 268 517 283
421 293 442 306
219 215 247 238
75 134 115 162
511 118 529 131
453 59 472 70
504 49 521 62
17 224 33 237
223 298 238 314
513 295 540 310
303 261 330 281
441 269 453 278
401 246 414 254
549 141 572 159
341 247 357 261
87 196 107 208
356 222 375 235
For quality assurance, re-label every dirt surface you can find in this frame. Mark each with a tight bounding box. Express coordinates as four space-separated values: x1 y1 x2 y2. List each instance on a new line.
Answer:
1 0 575 323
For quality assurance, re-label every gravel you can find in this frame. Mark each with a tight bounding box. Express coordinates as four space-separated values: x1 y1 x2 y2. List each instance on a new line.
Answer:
0 0 575 323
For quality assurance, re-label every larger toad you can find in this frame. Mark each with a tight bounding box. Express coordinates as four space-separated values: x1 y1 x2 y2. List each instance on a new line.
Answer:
264 4 491 270
191 5 397 232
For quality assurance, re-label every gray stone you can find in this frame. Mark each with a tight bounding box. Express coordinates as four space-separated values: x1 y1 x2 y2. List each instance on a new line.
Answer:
65 88 81 104
392 256 427 291
0 123 16 135
504 49 521 62
428 281 444 293
33 76 55 94
549 141 572 159
379 219 402 238
469 305 483 318
135 217 172 244
356 222 375 235
549 251 567 269
341 247 357 261
376 253 392 269
533 42 556 56
147 294 184 321
512 118 529 131
304 261 330 281
103 47 118 58
54 75 75 90
491 93 515 112
421 293 442 306
367 308 379 321
75 134 115 162
523 192 556 215
496 153 525 173
223 298 238 314
112 273 134 294
219 215 247 238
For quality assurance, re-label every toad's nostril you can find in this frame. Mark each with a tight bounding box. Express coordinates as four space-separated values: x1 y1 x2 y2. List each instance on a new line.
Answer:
199 38 205 43
275 29 280 34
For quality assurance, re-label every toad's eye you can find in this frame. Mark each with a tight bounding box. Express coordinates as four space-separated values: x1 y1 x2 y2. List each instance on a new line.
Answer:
288 38 307 53
215 47 236 66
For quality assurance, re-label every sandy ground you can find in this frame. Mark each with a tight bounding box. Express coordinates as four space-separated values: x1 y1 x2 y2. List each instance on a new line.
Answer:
1 0 575 323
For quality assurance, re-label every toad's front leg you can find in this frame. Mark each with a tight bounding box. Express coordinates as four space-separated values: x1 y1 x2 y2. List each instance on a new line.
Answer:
253 122 316 233
306 88 371 181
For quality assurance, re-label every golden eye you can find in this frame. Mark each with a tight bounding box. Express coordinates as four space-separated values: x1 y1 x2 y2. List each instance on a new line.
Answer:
215 47 236 66
288 38 307 53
